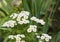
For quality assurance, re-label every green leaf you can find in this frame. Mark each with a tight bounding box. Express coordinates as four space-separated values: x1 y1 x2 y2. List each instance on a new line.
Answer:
22 0 30 11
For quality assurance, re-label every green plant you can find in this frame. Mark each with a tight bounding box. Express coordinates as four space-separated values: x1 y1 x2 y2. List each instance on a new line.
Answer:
0 0 58 42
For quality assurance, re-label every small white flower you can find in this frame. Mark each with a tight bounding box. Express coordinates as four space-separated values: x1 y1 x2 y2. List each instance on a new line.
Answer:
10 13 18 19
33 25 37 28
31 16 45 25
2 22 10 27
35 19 39 22
31 16 37 20
20 11 30 16
23 20 30 24
17 34 21 37
2 20 16 27
40 36 45 40
33 28 37 32
24 15 28 19
21 40 25 42
18 21 23 25
48 36 52 39
8 35 14 39
20 34 25 38
27 25 37 33
36 36 40 38
30 25 35 29
45 38 49 42
17 16 21 21
42 33 52 41
10 23 14 27
27 28 32 33
16 37 21 42
42 33 48 36
39 19 45 25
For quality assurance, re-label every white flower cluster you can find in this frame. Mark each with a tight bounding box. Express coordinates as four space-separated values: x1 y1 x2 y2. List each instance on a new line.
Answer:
8 34 25 42
2 20 17 27
27 25 37 33
10 11 30 25
31 16 45 25
36 33 52 42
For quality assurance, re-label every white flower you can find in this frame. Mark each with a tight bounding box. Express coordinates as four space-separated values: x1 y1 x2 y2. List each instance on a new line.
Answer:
45 38 49 42
17 16 21 21
8 35 14 39
27 25 37 33
33 25 37 28
2 22 10 27
31 16 37 20
10 13 18 19
48 36 52 39
18 21 23 25
30 25 34 29
39 19 45 25
20 34 25 38
21 40 25 42
8 34 25 42
23 20 30 24
31 16 45 25
16 37 21 42
40 36 45 40
27 28 32 33
20 11 30 16
42 33 49 38
2 20 16 27
35 19 40 23
36 36 40 38
16 11 30 25
24 15 28 19
30 25 37 29
33 28 37 32
42 33 52 41
16 34 21 37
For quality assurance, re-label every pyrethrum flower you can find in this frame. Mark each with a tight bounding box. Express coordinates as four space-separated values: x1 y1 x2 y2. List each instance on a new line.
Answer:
27 25 37 33
8 35 14 39
8 34 25 42
36 35 40 38
16 11 30 24
36 33 52 42
10 13 18 19
31 16 45 25
27 28 32 33
2 20 17 27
